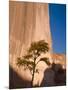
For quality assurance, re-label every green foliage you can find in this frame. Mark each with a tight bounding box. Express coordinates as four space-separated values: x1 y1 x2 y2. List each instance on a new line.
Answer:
23 54 32 59
17 40 50 71
17 40 50 86
17 58 33 66
28 40 49 55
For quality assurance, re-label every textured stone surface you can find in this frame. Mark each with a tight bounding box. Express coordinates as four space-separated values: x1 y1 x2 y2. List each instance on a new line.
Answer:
52 53 66 69
9 1 66 88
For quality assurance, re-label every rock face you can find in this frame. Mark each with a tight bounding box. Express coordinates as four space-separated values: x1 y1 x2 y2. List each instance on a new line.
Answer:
52 53 66 68
9 1 66 88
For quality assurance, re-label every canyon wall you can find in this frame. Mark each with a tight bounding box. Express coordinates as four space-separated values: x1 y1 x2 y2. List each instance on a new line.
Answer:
9 1 66 88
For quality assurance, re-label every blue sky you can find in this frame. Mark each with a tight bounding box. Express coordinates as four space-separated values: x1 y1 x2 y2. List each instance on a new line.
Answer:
49 4 66 54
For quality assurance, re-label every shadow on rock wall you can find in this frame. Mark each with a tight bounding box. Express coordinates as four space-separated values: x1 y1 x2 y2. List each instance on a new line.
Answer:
9 66 31 89
41 63 66 87
9 63 66 89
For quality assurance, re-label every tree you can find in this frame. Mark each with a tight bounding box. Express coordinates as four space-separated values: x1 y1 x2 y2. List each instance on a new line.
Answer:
17 40 51 87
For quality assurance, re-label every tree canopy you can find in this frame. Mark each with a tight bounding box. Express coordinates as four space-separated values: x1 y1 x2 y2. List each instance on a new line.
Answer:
17 40 50 87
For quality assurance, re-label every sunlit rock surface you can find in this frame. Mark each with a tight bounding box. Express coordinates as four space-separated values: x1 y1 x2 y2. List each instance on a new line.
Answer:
52 53 66 69
9 1 66 88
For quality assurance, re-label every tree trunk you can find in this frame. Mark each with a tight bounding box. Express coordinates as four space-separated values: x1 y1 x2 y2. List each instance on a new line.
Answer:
31 58 36 87
31 68 35 87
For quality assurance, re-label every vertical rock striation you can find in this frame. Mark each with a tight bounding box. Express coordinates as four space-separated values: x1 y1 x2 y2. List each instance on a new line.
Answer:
9 1 52 87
